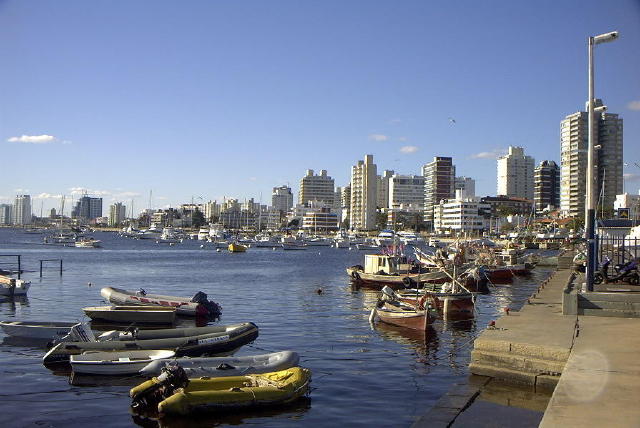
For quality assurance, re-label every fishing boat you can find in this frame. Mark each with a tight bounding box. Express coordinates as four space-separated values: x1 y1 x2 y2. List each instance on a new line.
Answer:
355 243 380 251
140 350 300 377
43 322 259 365
75 238 102 248
346 254 448 289
228 242 247 253
0 276 30 296
398 283 475 318
282 242 307 250
82 306 177 325
130 366 311 416
100 287 221 318
0 320 78 340
370 292 434 331
71 350 176 375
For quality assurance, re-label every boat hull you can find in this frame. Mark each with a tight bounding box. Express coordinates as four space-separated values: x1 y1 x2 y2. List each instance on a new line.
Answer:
374 304 433 330
0 320 77 340
82 306 177 325
100 287 219 318
71 350 176 375
43 322 259 365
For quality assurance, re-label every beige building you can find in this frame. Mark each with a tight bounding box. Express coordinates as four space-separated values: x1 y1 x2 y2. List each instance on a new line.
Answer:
560 99 623 218
299 169 335 207
350 155 377 231
108 202 127 226
389 174 425 210
376 170 394 209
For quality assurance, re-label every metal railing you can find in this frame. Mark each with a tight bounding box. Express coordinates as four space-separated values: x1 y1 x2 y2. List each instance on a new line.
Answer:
597 236 639 266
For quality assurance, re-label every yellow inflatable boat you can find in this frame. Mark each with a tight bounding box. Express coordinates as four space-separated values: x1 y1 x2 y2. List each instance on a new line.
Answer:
131 366 311 416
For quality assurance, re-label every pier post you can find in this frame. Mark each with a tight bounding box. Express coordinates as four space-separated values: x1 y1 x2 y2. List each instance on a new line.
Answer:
40 260 43 278
60 260 63 276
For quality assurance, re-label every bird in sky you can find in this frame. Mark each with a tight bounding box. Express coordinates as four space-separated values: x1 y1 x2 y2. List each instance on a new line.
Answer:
448 117 456 124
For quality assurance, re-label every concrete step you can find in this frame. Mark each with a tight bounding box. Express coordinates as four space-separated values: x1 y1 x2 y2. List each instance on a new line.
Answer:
580 292 640 303
578 308 640 318
578 299 640 311
469 362 561 388
471 350 566 375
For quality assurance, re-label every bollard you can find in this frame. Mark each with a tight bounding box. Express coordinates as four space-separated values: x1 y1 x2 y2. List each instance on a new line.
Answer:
504 307 510 315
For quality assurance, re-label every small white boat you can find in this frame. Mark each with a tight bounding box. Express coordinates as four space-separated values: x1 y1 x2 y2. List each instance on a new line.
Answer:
140 350 300 377
282 242 307 250
83 306 177 325
75 238 102 248
100 287 221 318
0 276 30 296
71 350 176 375
0 320 78 340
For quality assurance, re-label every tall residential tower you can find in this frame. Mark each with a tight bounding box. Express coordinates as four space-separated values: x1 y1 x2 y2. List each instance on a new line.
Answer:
534 160 560 212
350 155 377 231
497 146 534 199
298 170 335 207
423 157 455 226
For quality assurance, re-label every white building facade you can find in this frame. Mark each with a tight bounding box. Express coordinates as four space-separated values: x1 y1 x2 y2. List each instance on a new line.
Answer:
108 202 127 227
299 170 335 207
433 196 491 234
497 146 534 200
12 195 32 225
455 176 476 199
389 174 425 210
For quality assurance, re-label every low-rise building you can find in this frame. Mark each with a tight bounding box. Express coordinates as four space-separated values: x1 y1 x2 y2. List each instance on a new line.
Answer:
434 195 491 234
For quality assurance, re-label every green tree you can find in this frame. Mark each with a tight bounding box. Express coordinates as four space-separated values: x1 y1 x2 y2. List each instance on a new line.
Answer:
376 212 388 230
341 218 350 230
288 218 300 229
192 209 205 228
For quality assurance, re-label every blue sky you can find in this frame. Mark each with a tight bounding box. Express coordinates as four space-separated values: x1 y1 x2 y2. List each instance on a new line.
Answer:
1 1 639 215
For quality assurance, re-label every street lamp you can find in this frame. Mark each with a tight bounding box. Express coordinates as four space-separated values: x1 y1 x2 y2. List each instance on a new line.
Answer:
585 30 619 292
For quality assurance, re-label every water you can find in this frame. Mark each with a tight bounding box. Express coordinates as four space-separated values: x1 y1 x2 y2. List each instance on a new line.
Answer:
0 229 552 427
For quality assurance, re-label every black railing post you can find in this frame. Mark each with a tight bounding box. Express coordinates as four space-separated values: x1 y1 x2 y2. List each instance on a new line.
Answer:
60 260 63 276
40 260 43 278
17 255 21 280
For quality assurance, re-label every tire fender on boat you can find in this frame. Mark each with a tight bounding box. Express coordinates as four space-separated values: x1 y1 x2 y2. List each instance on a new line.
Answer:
351 271 361 281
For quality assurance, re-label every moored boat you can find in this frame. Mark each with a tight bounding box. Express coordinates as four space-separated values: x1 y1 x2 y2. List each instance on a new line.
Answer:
228 242 247 253
82 306 177 325
0 276 30 296
43 322 259 365
0 320 78 340
140 350 300 377
71 350 176 375
371 299 434 331
100 287 221 318
130 366 311 416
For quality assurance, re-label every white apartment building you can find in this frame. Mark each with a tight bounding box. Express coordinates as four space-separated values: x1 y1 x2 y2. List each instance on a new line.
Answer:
614 192 640 220
340 185 351 224
376 170 394 209
455 176 476 199
389 174 425 210
108 202 127 226
497 146 534 200
560 99 623 218
433 195 491 234
12 195 32 225
299 170 335 207
350 155 377 231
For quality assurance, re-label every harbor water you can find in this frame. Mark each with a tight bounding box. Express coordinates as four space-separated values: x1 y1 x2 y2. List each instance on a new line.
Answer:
0 229 553 427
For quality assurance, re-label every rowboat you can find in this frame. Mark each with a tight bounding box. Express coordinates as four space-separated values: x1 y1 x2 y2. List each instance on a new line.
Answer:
98 325 246 342
346 254 450 289
228 243 247 253
371 300 434 331
43 322 259 365
0 276 30 296
71 350 176 375
82 306 177 325
140 350 300 377
100 287 221 318
0 320 78 340
131 366 311 416
398 284 475 318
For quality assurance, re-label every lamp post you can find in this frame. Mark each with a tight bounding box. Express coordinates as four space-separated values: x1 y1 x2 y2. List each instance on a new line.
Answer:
585 31 619 292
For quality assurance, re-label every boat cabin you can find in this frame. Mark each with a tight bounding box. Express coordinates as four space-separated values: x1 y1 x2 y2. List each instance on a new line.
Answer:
364 255 411 275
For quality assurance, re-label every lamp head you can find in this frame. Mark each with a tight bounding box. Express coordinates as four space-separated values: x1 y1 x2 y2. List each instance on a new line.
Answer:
593 31 619 44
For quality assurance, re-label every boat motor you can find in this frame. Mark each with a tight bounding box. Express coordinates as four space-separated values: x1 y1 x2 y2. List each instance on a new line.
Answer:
131 364 190 411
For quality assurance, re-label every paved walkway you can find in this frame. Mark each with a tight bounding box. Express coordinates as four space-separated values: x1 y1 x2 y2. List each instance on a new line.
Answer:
540 316 640 427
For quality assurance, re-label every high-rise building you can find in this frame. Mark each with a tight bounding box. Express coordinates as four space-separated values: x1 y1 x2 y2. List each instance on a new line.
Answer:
72 196 103 220
108 202 127 226
389 174 425 209
534 160 560 212
423 157 455 225
0 204 12 225
12 195 32 225
272 185 294 215
340 185 351 224
497 146 534 199
376 170 394 209
560 99 623 218
350 155 377 231
298 169 335 207
455 176 476 199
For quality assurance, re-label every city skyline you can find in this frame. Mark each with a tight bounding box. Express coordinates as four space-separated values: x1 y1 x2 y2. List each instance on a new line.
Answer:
1 1 639 214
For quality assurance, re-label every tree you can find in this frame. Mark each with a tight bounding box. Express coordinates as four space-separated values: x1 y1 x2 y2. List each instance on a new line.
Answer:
288 218 300 229
341 218 350 230
192 208 205 228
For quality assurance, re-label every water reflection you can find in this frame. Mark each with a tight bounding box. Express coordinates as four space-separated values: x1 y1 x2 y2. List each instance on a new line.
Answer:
131 397 312 428
0 295 30 313
374 321 439 362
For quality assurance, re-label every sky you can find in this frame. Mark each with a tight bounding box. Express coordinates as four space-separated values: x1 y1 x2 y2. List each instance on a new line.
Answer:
1 0 639 216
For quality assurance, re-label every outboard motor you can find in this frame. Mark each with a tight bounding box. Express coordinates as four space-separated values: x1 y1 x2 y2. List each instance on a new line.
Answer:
131 364 190 411
191 291 222 319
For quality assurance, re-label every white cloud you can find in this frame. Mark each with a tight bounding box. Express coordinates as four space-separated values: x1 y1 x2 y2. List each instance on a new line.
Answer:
368 134 388 142
7 134 57 144
627 100 640 111
33 193 63 200
400 145 419 154
624 173 640 182
470 148 506 160
113 191 141 199
69 187 111 196
398 137 408 142
389 119 402 124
